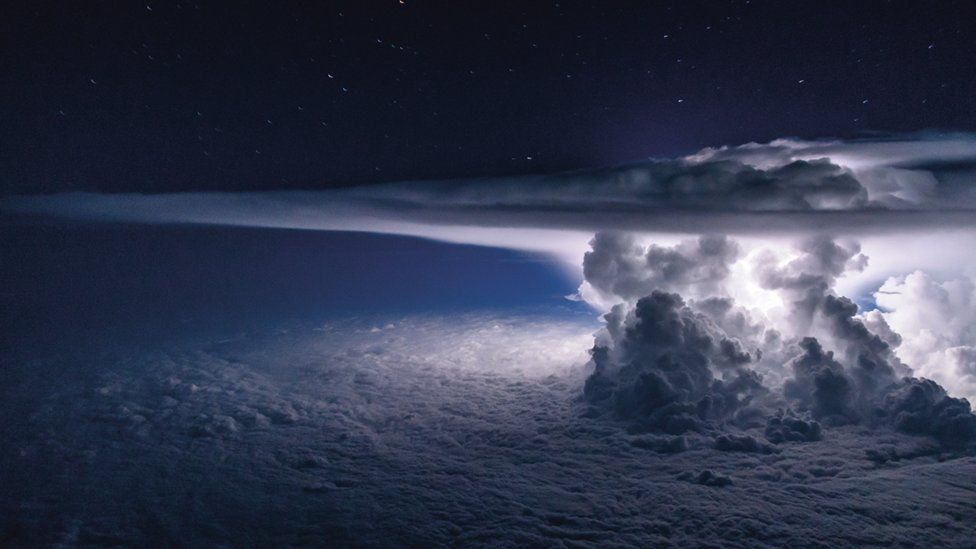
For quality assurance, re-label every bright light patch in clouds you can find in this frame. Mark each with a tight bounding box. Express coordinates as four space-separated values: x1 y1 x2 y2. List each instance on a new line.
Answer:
875 271 976 400
311 313 596 377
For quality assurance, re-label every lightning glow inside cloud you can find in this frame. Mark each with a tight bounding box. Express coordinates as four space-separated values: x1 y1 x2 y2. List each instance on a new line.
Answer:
5 133 976 410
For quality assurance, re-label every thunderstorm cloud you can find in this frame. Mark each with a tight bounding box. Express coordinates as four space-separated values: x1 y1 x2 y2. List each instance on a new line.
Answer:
5 134 976 545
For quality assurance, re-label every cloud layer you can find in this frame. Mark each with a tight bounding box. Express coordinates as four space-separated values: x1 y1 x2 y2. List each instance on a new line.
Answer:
5 134 976 240
5 314 976 546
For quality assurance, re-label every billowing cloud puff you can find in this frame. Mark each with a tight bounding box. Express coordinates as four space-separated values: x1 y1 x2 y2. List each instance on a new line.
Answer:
880 378 976 445
873 271 976 401
582 233 740 302
784 337 857 422
584 290 769 435
581 233 976 447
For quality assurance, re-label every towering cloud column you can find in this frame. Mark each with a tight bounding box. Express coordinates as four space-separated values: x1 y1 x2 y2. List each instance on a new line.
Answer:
580 233 976 448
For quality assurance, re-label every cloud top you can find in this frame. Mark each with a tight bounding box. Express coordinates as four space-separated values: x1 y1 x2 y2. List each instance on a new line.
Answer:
4 134 976 236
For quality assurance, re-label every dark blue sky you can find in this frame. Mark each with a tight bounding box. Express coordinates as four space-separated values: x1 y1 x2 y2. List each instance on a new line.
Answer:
3 1 975 194
0 218 587 352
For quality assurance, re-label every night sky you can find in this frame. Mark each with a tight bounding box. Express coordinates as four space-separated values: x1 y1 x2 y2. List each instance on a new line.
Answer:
3 0 975 195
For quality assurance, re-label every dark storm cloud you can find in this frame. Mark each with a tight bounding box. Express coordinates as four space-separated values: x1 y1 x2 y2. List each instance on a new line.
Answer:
753 236 905 380
753 235 974 444
580 233 976 448
583 233 740 301
584 290 769 434
881 378 976 446
763 412 823 443
784 337 858 422
5 135 976 236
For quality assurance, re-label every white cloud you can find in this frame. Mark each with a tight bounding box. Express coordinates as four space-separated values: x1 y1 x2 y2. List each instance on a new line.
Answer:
5 134 976 265
874 271 976 401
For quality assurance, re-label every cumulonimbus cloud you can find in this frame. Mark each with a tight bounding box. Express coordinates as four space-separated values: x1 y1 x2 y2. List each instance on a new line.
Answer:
6 133 976 447
580 232 976 449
